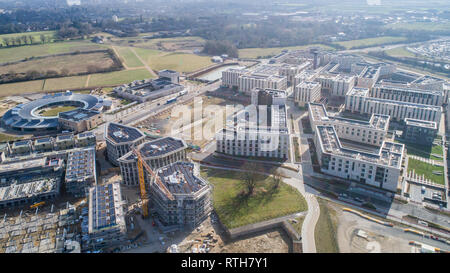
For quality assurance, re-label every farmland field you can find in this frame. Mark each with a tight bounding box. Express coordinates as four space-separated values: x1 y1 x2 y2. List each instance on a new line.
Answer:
334 36 407 50
43 75 88 91
238 44 334 59
0 51 116 76
88 68 153 87
0 41 107 63
385 22 450 32
116 46 144 68
0 80 45 95
145 51 213 73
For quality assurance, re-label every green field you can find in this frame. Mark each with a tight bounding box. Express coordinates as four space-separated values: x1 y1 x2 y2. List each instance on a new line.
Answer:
0 40 106 63
334 36 407 50
407 158 445 185
0 79 45 95
396 140 444 161
116 47 144 68
201 167 307 229
43 75 88 91
385 46 416 58
385 22 450 32
315 199 339 253
88 68 153 87
39 106 78 117
238 44 334 59
145 51 213 73
0 133 22 143
0 31 56 47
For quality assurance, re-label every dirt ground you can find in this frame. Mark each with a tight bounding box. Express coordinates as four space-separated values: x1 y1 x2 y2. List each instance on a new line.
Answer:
330 202 414 253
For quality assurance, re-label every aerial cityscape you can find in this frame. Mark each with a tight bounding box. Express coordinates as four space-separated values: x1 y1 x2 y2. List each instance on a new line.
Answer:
0 0 449 261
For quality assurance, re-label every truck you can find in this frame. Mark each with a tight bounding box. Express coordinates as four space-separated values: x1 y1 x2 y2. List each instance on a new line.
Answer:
178 90 187 96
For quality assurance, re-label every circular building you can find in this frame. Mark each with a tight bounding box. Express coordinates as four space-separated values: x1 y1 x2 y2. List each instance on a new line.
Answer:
2 91 106 132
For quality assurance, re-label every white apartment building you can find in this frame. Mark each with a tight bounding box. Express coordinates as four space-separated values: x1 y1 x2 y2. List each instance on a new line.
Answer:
293 70 318 88
371 83 444 106
294 81 322 107
221 67 248 89
316 74 356 97
315 125 404 192
308 103 390 146
345 87 442 124
221 65 288 94
216 105 290 160
105 122 146 166
278 62 311 86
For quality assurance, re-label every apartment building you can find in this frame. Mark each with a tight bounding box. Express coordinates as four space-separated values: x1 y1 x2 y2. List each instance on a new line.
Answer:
345 87 442 124
65 147 96 197
294 81 322 107
308 103 389 146
150 161 211 229
85 183 126 251
371 83 444 106
251 88 287 106
316 73 356 97
216 104 290 160
278 62 311 86
118 137 188 186
105 122 146 166
314 125 404 192
58 109 104 133
402 118 438 146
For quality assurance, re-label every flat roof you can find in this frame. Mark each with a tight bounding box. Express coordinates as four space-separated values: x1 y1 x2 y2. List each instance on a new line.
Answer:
316 125 403 169
139 137 186 158
89 183 125 233
106 123 145 144
405 118 437 129
156 162 208 195
58 108 100 122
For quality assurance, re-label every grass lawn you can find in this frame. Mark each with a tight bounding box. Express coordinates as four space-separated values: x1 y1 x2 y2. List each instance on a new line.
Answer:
334 36 407 50
116 46 144 68
200 167 307 229
0 133 22 143
238 44 333 59
293 137 301 162
289 216 304 235
145 51 213 73
88 68 153 87
385 47 416 58
407 158 445 185
396 139 444 161
43 75 88 91
39 106 78 117
0 79 44 96
0 40 106 63
385 22 450 32
315 198 339 253
0 31 56 47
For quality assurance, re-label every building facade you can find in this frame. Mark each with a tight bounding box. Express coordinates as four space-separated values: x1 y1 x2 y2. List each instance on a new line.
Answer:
118 137 188 186
402 118 438 146
105 122 146 166
314 125 404 192
294 81 321 107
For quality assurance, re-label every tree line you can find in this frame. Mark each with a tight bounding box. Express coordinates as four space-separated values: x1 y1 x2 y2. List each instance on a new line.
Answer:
1 34 53 48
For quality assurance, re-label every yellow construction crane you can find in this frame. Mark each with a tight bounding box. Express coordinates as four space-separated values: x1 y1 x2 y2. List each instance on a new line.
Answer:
30 201 45 209
133 148 174 219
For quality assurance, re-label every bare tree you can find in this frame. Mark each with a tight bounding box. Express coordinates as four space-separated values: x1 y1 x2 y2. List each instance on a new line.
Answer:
272 169 282 189
240 162 262 196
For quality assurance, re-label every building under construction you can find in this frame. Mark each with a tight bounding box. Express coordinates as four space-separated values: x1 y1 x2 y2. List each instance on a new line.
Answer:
65 147 97 197
150 161 211 230
118 136 187 186
105 122 145 166
83 182 126 251
0 157 64 209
